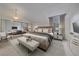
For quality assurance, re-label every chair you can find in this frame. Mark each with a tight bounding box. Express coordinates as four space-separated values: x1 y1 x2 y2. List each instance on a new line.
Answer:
0 32 7 40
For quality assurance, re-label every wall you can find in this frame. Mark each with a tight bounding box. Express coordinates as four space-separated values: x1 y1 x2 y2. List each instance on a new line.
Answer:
5 20 22 32
0 18 5 32
67 10 79 56
70 13 79 35
0 19 23 32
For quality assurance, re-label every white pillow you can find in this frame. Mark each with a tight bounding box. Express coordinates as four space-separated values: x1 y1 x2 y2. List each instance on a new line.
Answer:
49 33 53 36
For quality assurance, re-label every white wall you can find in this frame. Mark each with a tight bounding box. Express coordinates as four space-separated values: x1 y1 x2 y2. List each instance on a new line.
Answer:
5 20 22 32
65 5 79 39
70 13 79 35
0 18 6 32
0 19 22 32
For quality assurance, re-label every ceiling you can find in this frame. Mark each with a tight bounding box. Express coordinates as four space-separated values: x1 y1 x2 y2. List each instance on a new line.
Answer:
0 3 79 25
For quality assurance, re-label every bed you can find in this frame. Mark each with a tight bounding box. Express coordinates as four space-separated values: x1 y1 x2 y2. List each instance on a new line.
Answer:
23 32 53 51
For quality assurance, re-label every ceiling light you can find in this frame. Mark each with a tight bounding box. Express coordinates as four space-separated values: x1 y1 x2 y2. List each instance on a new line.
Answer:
13 8 19 20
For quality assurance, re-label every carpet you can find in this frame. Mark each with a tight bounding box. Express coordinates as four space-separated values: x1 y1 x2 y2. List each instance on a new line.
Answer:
0 38 66 56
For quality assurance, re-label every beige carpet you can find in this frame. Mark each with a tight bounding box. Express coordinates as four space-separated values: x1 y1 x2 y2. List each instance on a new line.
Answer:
0 39 66 56
0 40 19 56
